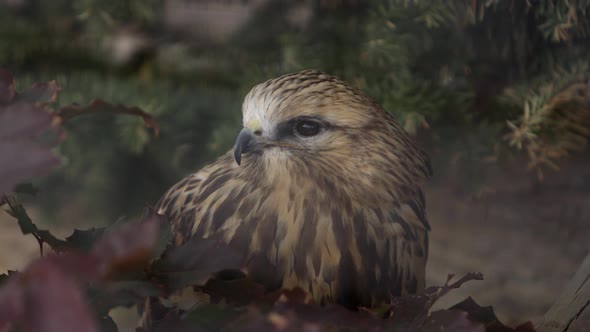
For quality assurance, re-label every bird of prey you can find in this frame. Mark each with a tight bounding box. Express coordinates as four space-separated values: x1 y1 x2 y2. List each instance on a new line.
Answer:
154 69 432 311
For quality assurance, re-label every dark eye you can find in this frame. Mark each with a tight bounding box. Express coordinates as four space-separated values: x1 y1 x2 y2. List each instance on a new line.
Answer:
294 120 321 137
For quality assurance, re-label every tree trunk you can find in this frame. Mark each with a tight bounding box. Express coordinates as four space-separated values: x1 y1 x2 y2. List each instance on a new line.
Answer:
536 252 590 332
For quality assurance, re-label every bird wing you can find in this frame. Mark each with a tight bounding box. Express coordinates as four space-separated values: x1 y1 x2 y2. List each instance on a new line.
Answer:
155 153 238 247
328 187 428 307
153 151 430 308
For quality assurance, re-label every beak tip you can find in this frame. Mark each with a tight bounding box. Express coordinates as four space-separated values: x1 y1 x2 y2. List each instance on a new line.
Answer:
233 149 242 166
234 127 258 166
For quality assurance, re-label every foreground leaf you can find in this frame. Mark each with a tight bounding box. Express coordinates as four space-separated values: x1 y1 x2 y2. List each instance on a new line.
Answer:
450 297 536 332
150 237 243 291
64 227 106 252
0 104 60 194
0 104 54 140
371 272 485 328
0 142 59 195
425 272 485 306
91 212 166 278
418 309 484 332
88 280 161 316
22 259 98 332
223 304 384 332
3 195 69 250
202 278 267 306
0 258 98 332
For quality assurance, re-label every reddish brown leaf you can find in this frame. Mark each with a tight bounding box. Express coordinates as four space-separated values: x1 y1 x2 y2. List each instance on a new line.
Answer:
202 278 266 306
449 297 502 328
90 280 161 314
21 259 98 332
425 272 484 307
225 300 384 332
150 237 243 291
0 141 60 194
272 302 383 331
368 273 484 328
0 67 15 105
0 277 24 330
418 310 485 332
153 310 213 332
513 322 536 332
381 293 431 327
0 104 61 194
41 253 103 283
4 196 70 251
91 213 164 278
17 81 62 105
64 227 106 252
0 104 54 140
59 99 160 136
450 297 536 332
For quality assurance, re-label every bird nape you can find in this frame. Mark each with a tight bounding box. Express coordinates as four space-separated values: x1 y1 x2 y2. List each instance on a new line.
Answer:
141 69 432 326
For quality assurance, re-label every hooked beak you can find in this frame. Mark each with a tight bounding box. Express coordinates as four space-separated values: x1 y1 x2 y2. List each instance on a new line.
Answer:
233 128 257 166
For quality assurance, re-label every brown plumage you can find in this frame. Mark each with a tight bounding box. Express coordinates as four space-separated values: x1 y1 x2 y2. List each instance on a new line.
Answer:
155 70 431 311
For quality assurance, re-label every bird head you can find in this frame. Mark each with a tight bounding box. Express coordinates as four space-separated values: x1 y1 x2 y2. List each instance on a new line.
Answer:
234 70 379 162
232 70 431 202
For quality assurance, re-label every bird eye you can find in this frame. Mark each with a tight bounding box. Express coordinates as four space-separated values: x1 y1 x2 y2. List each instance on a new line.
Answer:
294 120 321 137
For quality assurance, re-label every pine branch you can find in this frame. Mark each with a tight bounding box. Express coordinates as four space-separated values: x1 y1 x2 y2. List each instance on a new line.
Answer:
503 62 590 179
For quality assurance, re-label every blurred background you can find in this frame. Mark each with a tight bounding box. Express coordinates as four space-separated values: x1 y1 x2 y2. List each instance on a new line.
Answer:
1 0 589 325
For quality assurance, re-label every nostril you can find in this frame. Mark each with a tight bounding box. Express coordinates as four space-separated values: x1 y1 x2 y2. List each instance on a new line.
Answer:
253 130 262 136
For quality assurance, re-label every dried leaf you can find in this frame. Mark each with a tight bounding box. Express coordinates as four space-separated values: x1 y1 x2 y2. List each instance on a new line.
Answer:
0 142 59 195
59 99 160 136
150 237 243 291
0 104 60 194
180 304 242 332
152 311 213 332
272 302 383 331
64 227 106 252
418 309 484 332
0 257 100 332
425 272 484 306
3 196 69 250
202 278 266 306
450 297 536 332
142 208 171 260
91 213 164 277
35 252 102 286
513 322 537 332
376 272 484 328
89 281 160 315
381 293 431 328
0 276 24 330
21 259 98 332
97 315 118 332
225 301 383 332
0 271 17 286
